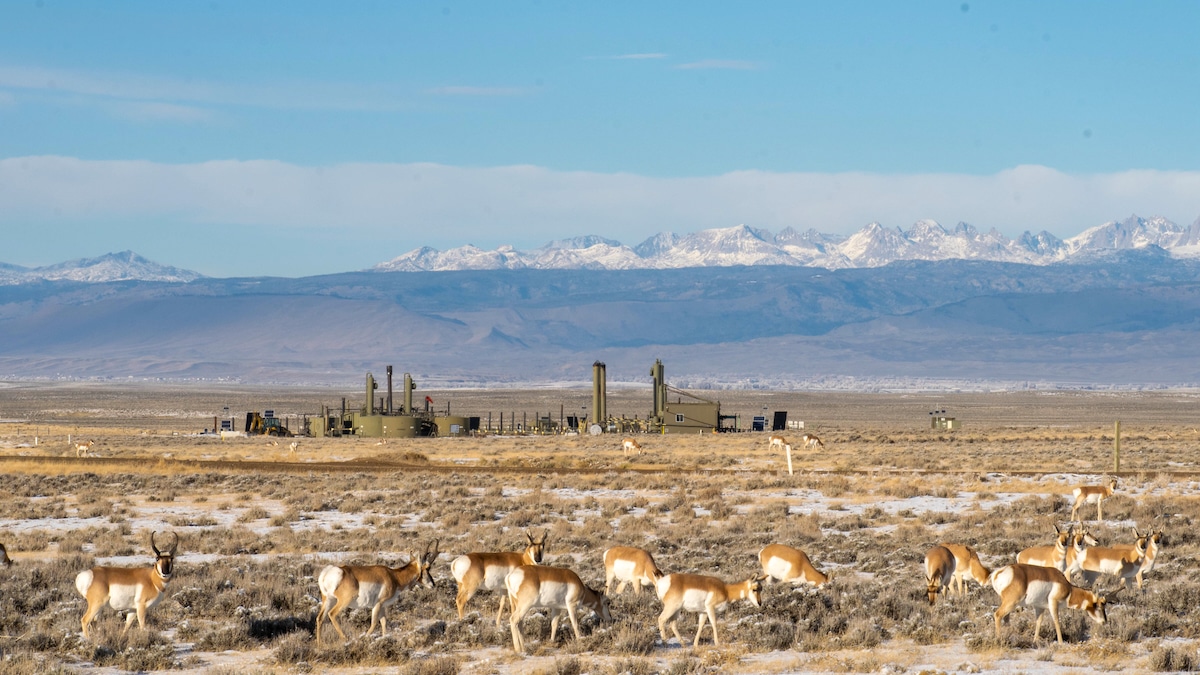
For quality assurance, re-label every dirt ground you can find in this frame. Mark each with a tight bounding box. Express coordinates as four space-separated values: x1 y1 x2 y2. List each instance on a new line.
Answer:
1 382 1198 674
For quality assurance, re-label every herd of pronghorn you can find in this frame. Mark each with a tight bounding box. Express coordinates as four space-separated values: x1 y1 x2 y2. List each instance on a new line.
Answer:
4 470 1160 654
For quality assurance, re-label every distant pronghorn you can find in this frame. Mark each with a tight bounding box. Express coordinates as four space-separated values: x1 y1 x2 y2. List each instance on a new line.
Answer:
621 438 643 456
1070 478 1118 521
990 562 1109 644
73 439 95 457
288 441 300 456
800 433 825 449
75 531 179 639
315 540 439 641
767 434 794 475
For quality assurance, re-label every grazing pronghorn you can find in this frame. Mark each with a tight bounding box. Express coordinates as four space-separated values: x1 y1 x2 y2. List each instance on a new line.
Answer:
1073 534 1146 591
505 564 612 653
74 439 95 457
621 438 643 456
603 545 663 596
924 545 956 605
799 433 825 449
1070 477 1118 521
990 563 1109 644
451 530 547 624
75 531 179 639
655 572 765 647
1111 527 1164 589
758 543 829 589
1017 524 1073 572
288 440 300 456
315 540 439 642
0 543 12 566
768 434 795 474
938 543 990 596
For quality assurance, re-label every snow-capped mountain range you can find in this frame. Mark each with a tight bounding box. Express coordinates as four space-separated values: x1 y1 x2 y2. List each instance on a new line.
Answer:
377 214 1200 272
4 215 1200 285
0 251 204 285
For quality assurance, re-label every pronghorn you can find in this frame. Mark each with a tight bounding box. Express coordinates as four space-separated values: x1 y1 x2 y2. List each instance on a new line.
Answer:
990 563 1109 644
758 543 829 589
799 433 825 449
1073 535 1146 591
655 572 765 647
74 439 95 457
924 545 956 605
767 434 795 474
505 564 612 653
1063 525 1100 578
621 438 643 456
1 543 12 566
451 530 547 624
1111 527 1163 589
1016 524 1074 572
938 543 990 596
288 440 300 456
75 531 179 639
603 545 663 596
315 539 439 642
1070 477 1118 521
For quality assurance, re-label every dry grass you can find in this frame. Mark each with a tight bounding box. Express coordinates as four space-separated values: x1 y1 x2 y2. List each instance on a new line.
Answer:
1 385 1199 672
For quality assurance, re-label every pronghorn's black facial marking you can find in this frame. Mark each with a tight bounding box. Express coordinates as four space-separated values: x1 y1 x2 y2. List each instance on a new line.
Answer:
151 531 180 579
526 530 548 563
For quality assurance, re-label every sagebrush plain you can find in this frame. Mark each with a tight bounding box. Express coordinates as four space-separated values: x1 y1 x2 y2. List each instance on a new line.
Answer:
1 382 1198 674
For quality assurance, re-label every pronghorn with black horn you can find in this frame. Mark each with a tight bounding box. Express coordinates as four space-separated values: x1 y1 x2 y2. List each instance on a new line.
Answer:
759 543 830 589
451 529 547 624
505 564 612 653
655 572 766 647
924 545 956 605
315 539 439 642
1017 524 1074 572
75 531 179 639
603 545 663 596
938 543 990 596
1070 477 1118 522
990 562 1109 644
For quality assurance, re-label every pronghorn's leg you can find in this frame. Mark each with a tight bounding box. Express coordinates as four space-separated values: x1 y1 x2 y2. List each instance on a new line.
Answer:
326 598 350 641
367 603 382 637
708 607 721 646
494 594 509 627
565 603 582 641
81 599 104 639
315 596 330 642
693 611 708 647
658 603 683 644
125 609 139 632
1048 601 1064 644
508 596 528 653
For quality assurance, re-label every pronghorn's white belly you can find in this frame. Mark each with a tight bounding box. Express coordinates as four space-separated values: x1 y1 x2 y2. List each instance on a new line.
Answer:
763 556 797 582
680 588 722 613
1020 579 1057 608
532 579 575 607
482 563 515 591
611 559 644 583
102 581 159 611
352 580 392 609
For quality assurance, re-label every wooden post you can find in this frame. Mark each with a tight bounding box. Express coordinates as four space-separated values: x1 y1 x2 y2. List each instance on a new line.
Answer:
1114 420 1121 473
786 444 793 476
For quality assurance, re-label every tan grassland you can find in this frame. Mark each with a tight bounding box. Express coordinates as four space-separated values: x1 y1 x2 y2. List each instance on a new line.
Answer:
1 382 1199 674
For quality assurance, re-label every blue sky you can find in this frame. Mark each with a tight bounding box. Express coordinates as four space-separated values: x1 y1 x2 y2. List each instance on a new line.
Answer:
2 1 1199 277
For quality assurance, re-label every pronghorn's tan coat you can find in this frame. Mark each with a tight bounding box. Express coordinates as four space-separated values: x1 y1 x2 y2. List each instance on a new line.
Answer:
655 572 765 647
505 564 611 653
74 439 95 457
75 531 179 639
603 546 662 596
621 438 643 455
1017 524 1073 572
759 543 829 588
924 545 956 605
938 543 990 596
315 540 439 641
1070 478 1118 521
1074 536 1145 591
451 530 547 624
991 563 1108 643
1111 527 1163 589
799 433 824 449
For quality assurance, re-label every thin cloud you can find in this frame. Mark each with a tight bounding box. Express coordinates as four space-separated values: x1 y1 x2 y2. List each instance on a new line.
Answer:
425 85 531 96
674 59 760 70
2 158 1198 255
